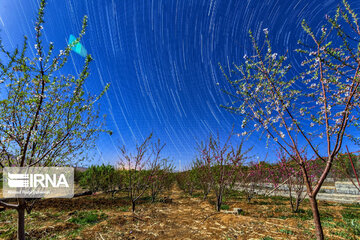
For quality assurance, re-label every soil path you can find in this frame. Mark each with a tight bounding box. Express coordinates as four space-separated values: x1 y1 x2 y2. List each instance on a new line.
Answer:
81 184 299 240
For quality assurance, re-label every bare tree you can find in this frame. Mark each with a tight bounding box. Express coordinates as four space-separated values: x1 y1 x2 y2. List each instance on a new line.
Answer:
119 134 167 212
269 150 319 213
237 162 263 203
192 156 212 200
149 139 173 202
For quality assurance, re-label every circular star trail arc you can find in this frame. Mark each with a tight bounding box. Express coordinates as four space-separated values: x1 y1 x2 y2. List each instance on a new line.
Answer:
1 0 359 168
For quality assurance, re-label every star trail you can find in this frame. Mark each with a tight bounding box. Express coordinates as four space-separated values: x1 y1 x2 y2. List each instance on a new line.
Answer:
1 0 359 169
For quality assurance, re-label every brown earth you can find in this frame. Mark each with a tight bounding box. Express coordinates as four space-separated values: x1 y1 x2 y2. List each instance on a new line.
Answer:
0 184 358 240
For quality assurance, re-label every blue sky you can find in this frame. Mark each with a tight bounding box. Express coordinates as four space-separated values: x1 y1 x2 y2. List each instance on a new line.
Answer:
1 0 359 169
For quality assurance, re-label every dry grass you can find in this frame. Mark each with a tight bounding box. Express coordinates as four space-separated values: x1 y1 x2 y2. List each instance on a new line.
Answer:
0 185 359 240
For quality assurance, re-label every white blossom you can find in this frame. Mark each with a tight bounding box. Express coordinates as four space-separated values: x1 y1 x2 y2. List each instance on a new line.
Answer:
279 131 285 139
241 119 247 128
242 84 247 91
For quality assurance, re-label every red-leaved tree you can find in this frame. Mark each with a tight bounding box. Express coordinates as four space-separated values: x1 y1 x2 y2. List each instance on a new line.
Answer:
198 132 251 211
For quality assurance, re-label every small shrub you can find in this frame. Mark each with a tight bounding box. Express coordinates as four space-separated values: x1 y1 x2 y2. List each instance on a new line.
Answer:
220 204 230 210
279 228 294 235
226 189 243 199
191 193 202 198
69 211 107 225
290 209 313 221
140 196 152 201
274 207 287 213
322 201 335 207
270 196 288 202
118 206 128 212
257 201 272 205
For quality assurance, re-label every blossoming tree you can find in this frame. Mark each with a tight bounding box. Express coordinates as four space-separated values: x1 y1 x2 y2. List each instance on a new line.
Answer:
220 1 360 238
119 133 168 212
266 149 320 213
198 132 251 211
0 1 109 239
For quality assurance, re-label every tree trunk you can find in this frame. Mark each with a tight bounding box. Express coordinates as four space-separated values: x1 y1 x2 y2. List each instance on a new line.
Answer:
203 193 208 200
132 201 136 212
289 188 295 212
17 202 25 240
294 195 301 213
309 196 324 240
216 194 222 212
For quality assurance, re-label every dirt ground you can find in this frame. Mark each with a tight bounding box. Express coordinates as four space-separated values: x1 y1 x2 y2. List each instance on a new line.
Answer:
0 184 359 240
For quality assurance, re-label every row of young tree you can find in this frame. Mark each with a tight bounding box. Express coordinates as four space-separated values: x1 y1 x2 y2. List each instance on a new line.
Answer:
177 133 252 212
78 133 174 212
176 133 360 237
